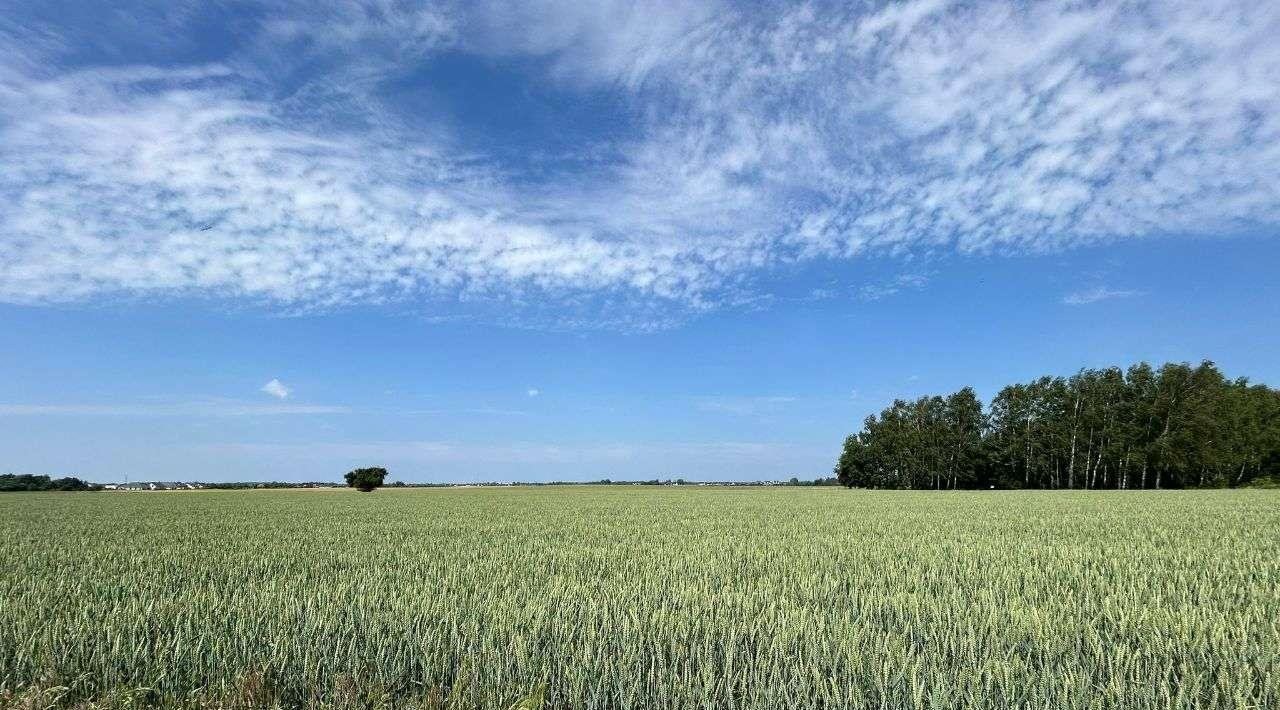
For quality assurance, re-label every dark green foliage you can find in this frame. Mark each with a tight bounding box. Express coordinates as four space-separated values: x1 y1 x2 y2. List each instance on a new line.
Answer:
836 360 1280 489
0 474 100 492
344 467 389 492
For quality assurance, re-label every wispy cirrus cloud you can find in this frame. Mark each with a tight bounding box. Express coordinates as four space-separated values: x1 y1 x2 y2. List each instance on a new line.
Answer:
1 1 1276 327
693 395 797 416
1062 286 1142 305
0 400 349 416
857 273 932 302
200 438 821 478
401 407 530 417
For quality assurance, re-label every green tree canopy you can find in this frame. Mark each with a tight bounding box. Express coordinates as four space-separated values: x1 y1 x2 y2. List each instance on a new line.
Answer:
344 467 389 492
0 474 100 492
836 360 1280 489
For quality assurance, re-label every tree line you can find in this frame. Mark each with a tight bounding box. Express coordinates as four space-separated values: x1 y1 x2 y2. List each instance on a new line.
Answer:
0 474 101 492
834 361 1280 489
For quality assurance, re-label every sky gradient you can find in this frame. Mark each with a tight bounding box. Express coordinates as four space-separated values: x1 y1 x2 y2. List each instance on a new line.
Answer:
2 1 1278 482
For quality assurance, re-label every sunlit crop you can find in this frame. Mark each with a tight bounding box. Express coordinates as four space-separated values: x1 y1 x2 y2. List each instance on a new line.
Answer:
2 488 1277 709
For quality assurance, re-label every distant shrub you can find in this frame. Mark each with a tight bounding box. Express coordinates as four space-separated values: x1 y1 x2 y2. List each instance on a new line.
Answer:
344 467 389 492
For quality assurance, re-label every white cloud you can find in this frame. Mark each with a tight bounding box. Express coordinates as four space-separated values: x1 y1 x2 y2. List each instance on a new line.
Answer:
260 379 290 399
526 388 540 398
0 65 731 315
1062 286 1141 305
858 273 931 302
0 1 1276 326
461 0 721 89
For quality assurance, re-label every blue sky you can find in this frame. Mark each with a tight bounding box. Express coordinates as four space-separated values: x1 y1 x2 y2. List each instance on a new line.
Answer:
1 1 1278 482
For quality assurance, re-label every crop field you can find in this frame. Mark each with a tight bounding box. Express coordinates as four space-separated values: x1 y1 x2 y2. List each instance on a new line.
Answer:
2 488 1278 709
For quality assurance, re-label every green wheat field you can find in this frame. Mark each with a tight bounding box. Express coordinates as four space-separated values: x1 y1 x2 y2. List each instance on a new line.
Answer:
2 488 1277 709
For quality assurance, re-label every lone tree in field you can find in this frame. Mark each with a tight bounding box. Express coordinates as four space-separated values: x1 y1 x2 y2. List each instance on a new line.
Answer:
344 467 388 492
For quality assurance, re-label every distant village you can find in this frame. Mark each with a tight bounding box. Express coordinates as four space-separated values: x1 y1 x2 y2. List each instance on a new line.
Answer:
103 478 838 490
5 474 840 492
102 481 205 491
